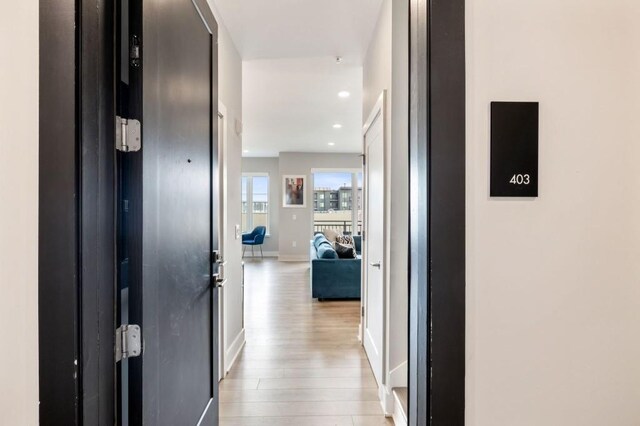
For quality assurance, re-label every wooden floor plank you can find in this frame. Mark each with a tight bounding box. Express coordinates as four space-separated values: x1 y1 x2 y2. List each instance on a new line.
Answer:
219 401 384 417
257 377 378 390
220 416 353 426
220 388 380 403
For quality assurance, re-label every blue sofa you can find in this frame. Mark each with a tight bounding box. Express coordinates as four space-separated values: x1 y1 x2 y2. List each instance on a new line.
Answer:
310 234 362 300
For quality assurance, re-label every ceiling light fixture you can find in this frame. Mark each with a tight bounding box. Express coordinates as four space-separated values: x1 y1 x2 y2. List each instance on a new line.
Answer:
243 149 249 153
338 91 350 98
328 142 335 146
332 124 342 129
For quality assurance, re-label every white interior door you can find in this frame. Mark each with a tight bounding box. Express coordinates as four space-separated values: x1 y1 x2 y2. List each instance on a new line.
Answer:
363 106 385 386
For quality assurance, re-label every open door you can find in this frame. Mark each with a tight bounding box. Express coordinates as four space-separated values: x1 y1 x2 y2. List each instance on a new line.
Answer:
362 93 386 387
116 0 220 424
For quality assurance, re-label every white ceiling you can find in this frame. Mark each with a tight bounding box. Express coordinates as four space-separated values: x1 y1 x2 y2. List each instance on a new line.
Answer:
211 0 383 157
211 0 384 61
242 57 363 157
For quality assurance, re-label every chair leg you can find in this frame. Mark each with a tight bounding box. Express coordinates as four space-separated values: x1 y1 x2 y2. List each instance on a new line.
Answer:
260 245 263 259
242 245 246 258
252 246 254 257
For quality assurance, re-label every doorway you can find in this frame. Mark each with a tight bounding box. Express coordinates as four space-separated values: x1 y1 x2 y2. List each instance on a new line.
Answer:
37 0 466 424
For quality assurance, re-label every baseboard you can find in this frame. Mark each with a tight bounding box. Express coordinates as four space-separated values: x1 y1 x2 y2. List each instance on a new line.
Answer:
392 388 408 426
242 251 278 258
278 254 308 262
379 361 408 416
224 328 245 376
379 383 394 415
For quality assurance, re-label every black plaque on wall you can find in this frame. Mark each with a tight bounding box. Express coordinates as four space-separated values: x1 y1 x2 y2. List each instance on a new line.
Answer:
490 101 539 197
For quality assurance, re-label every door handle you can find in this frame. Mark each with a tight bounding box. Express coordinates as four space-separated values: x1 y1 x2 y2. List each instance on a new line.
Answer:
369 261 381 269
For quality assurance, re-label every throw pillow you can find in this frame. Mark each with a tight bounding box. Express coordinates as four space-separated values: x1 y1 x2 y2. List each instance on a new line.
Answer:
336 235 354 246
335 242 356 259
323 229 342 243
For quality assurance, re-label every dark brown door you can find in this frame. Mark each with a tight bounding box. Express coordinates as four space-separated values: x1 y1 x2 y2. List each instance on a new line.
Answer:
117 0 220 424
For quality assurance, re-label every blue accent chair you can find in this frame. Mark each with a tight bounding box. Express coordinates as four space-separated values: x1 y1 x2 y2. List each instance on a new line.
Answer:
242 226 267 258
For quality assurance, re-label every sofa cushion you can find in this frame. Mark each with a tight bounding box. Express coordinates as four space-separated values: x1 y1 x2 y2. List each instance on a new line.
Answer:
317 242 338 259
335 242 356 259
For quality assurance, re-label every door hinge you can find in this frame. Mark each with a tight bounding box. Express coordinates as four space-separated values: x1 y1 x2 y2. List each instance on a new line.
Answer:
130 34 141 68
116 116 141 152
116 324 142 362
361 154 366 166
361 306 365 317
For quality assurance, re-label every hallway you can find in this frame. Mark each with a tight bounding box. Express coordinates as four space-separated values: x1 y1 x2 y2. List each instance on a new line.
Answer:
220 259 392 425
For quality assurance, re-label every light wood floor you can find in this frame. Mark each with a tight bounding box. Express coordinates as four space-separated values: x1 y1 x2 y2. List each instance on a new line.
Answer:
220 259 393 426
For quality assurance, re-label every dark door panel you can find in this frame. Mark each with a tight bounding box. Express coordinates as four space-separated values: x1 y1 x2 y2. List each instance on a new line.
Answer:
118 0 219 424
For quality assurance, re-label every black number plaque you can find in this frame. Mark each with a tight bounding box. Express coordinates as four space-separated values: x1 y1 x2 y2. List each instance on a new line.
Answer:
490 101 539 197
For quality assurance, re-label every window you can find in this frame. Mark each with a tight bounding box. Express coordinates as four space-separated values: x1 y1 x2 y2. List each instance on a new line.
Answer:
313 171 361 235
241 173 269 233
241 176 249 231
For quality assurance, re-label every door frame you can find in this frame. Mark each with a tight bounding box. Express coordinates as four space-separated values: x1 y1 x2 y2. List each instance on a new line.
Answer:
38 0 466 423
39 0 116 423
217 101 227 380
408 0 466 424
360 92 387 393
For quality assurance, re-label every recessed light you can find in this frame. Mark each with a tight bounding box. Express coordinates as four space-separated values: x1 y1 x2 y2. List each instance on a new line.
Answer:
243 149 249 153
328 142 335 146
332 124 342 129
338 91 350 98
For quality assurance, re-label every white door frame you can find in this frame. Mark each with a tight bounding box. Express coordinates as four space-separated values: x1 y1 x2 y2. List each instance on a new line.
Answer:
361 91 388 398
217 101 228 381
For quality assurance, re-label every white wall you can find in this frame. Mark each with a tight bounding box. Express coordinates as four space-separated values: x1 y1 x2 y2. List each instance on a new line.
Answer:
278 152 362 260
363 0 409 412
209 2 246 373
0 1 39 424
388 0 409 392
241 157 280 254
363 0 391 120
466 1 640 425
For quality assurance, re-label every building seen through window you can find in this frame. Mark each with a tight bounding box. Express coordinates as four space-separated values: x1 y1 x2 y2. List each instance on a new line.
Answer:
313 172 362 235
